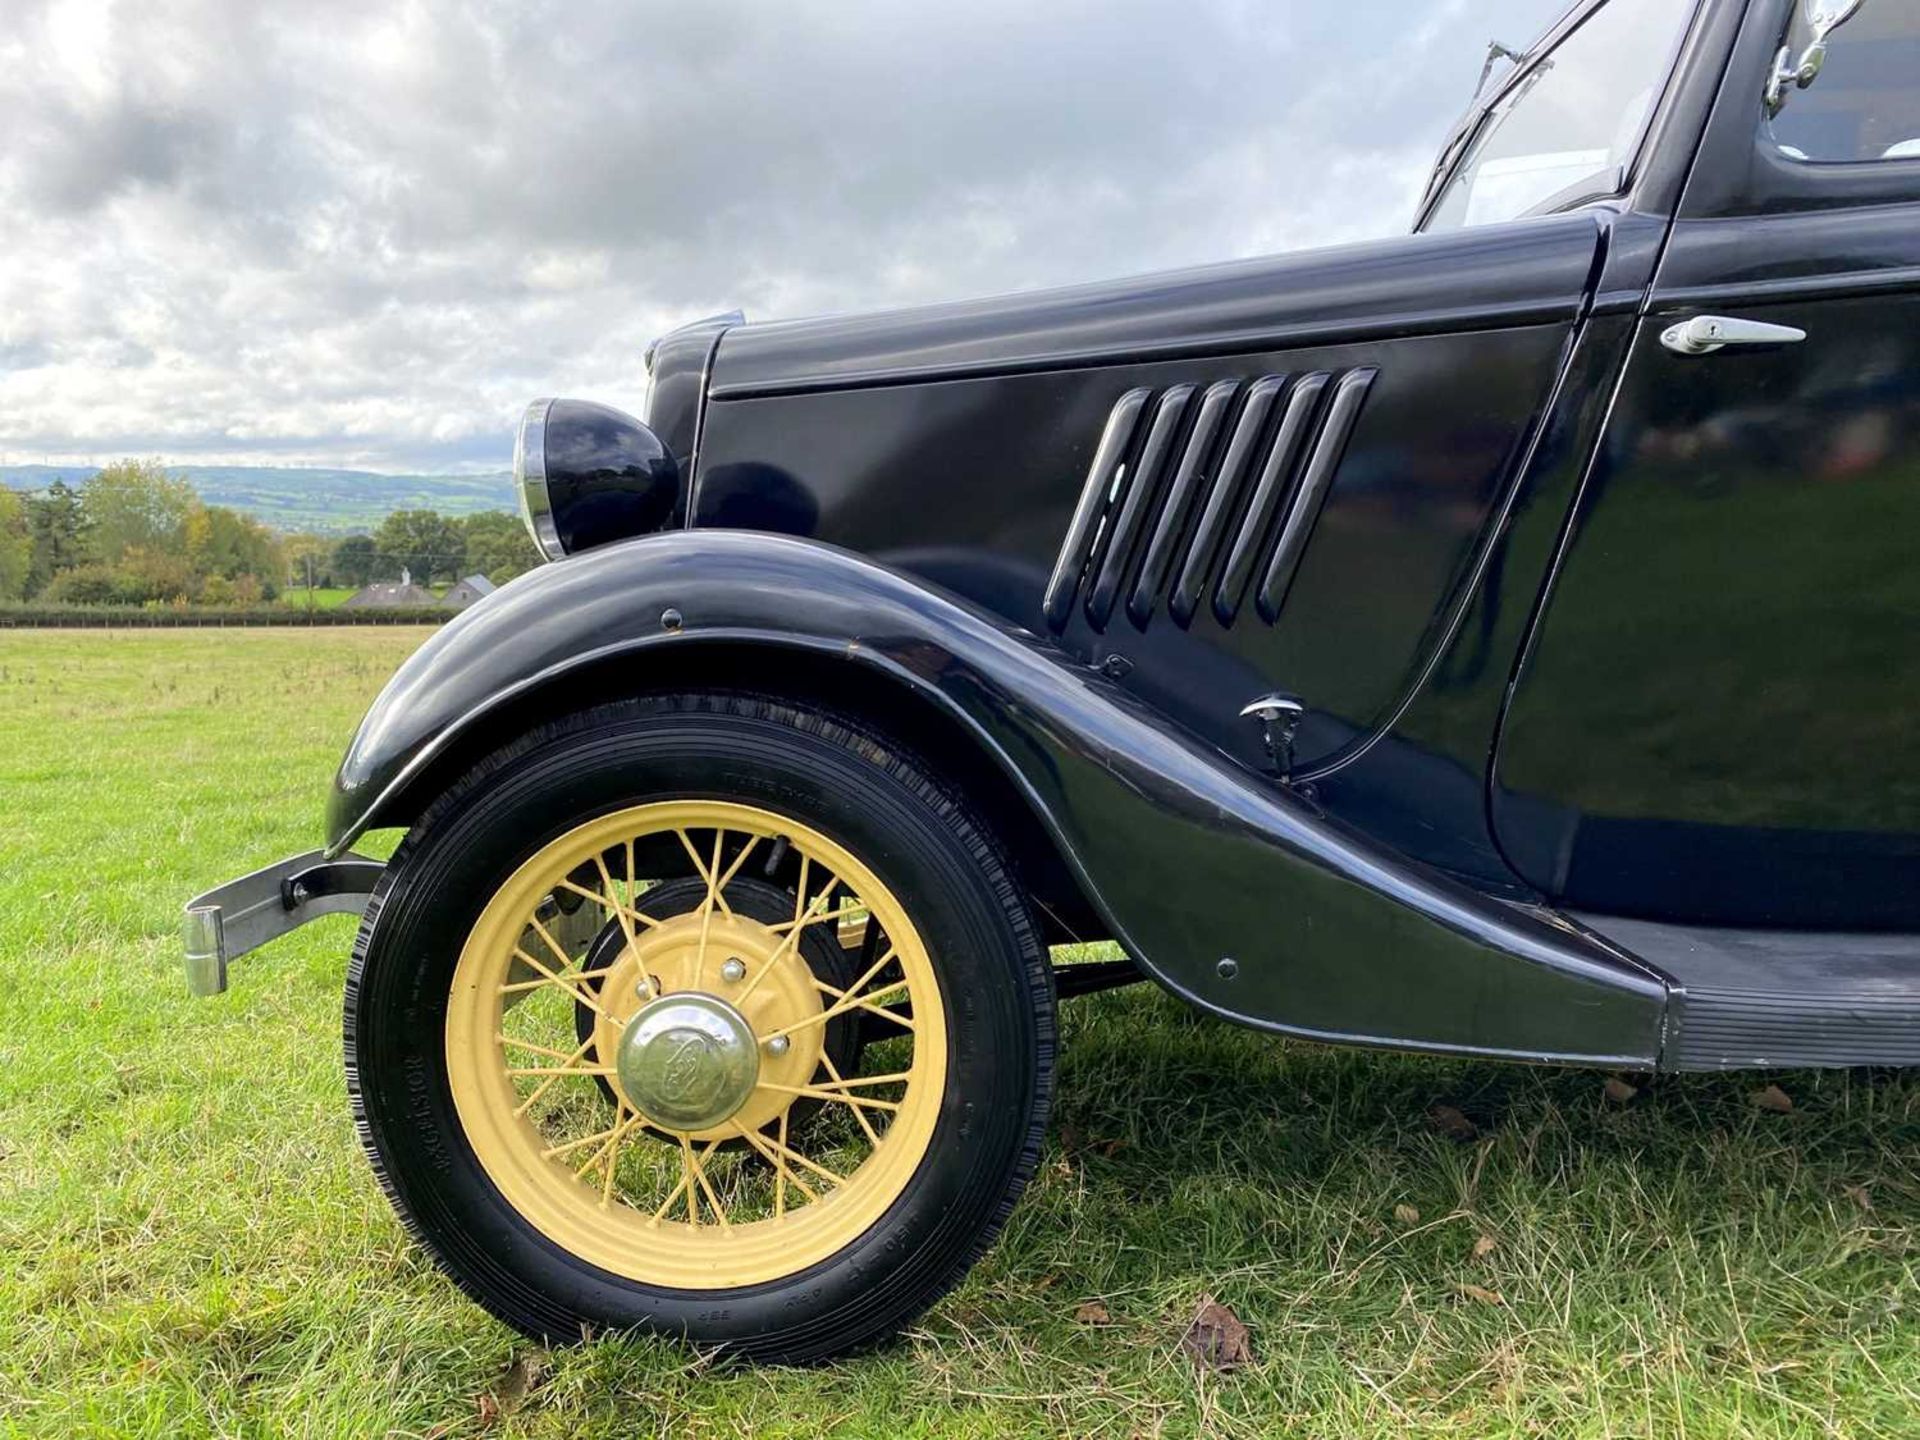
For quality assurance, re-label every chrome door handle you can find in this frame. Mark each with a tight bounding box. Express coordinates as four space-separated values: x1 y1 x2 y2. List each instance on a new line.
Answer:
1660 314 1808 356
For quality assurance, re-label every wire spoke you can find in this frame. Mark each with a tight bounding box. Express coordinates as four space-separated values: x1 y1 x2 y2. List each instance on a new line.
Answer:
576 1105 638 1187
803 1068 914 1091
678 1134 701 1226
646 1138 720 1225
498 1032 594 1063
731 887 833 1006
684 1135 730 1230
541 1119 629 1161
821 1052 887 1144
751 1127 847 1190
765 901 868 935
599 1111 641 1208
512 1035 598 1116
759 948 902 1043
736 1121 819 1206
754 1080 901 1113
775 1110 790 1217
526 913 576 970
506 1064 617 1078
675 828 728 987
711 835 760 914
566 862 666 937
810 974 915 1032
506 944 608 1020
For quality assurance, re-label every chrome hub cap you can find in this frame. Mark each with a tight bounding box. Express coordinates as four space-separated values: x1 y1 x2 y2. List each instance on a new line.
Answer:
614 992 761 1132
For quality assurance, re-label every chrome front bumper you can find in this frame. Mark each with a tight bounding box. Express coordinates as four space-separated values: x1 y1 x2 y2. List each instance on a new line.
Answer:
183 850 383 996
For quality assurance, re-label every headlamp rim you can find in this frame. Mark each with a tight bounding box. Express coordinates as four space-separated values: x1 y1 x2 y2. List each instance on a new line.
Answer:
514 397 565 562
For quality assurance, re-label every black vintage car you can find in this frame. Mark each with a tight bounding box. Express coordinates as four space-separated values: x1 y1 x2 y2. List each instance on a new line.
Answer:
187 0 1918 1361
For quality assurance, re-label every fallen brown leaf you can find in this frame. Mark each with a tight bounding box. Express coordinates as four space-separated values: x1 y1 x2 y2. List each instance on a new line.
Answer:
478 1351 549 1427
1844 1184 1874 1212
1427 1104 1477 1141
1393 1203 1421 1226
1456 1282 1505 1307
1752 1084 1794 1114
1471 1233 1498 1260
1603 1077 1638 1104
1074 1300 1112 1325
1181 1295 1253 1372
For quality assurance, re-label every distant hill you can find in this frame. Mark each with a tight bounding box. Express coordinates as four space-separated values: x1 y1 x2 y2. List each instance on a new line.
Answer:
0 464 516 534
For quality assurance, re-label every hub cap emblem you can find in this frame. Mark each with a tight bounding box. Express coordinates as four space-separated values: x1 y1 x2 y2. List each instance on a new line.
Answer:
614 992 760 1131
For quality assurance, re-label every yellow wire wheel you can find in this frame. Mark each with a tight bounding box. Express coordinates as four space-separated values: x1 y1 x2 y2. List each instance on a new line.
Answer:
348 693 1054 1358
444 799 947 1289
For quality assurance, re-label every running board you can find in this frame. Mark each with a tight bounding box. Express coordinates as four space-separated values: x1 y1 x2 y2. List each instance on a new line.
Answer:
1575 913 1920 1071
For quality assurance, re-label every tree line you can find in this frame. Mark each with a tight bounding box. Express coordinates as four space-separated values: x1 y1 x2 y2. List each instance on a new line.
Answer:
0 459 542 606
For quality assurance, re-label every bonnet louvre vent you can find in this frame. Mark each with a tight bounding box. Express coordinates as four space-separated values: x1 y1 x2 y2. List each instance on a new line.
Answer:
1042 368 1376 634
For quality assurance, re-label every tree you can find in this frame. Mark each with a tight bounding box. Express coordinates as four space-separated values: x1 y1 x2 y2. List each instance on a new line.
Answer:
25 479 88 595
373 509 465 585
332 534 379 588
281 532 336 591
461 510 542 585
191 504 282 588
0 488 30 601
113 544 197 603
42 564 119 605
82 459 195 564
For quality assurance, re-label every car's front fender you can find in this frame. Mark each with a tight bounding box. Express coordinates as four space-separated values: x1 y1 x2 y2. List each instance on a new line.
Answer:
329 529 1669 1066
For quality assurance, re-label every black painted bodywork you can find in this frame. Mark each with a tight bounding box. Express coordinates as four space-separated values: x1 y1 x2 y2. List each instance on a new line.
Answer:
324 0 1920 1069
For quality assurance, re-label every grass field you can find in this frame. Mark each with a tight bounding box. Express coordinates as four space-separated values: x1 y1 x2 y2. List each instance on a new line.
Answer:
0 628 1914 1438
280 587 358 611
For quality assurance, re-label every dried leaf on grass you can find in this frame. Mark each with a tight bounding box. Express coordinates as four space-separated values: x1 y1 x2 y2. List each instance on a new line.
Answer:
476 1351 550 1426
1393 1203 1421 1227
1752 1084 1794 1114
1074 1300 1113 1325
1181 1295 1252 1372
1471 1233 1498 1260
1427 1104 1478 1141
1844 1184 1874 1212
1456 1281 1505 1307
1603 1077 1639 1104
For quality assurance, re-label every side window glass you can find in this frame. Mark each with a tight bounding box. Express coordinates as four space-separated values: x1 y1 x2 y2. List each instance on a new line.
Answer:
1423 0 1693 232
1768 5 1920 162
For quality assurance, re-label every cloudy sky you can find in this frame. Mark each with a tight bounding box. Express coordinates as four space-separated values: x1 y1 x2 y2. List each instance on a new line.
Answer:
0 0 1565 474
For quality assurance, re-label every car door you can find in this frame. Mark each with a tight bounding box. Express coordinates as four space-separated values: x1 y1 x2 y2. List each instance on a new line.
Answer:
1494 0 1920 927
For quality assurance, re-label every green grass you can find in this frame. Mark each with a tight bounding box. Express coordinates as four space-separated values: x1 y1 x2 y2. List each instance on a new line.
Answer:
279 587 357 611
0 629 1914 1438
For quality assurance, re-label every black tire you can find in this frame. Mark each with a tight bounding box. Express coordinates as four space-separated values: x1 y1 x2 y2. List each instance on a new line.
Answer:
345 692 1055 1360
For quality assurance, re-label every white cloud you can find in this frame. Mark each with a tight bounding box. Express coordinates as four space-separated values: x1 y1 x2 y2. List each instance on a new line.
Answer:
0 0 1565 471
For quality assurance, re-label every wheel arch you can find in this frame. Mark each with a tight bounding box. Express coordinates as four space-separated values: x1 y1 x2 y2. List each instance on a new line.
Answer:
350 632 1107 947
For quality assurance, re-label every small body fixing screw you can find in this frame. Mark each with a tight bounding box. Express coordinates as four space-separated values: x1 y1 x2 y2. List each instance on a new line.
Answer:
766 1035 791 1056
1216 957 1239 980
720 957 747 983
1100 653 1133 680
660 607 683 631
